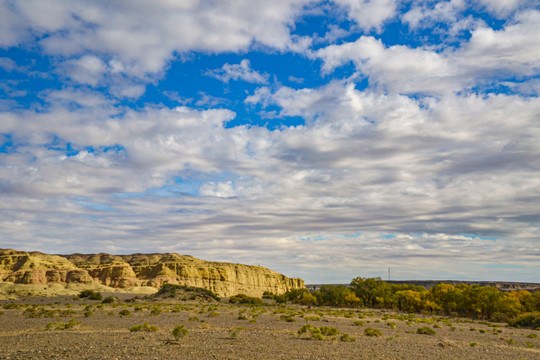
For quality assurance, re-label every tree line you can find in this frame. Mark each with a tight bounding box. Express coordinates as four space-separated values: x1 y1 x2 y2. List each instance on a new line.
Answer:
268 277 540 326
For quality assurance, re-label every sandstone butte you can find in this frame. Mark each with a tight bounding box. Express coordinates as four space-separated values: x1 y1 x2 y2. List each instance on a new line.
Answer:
0 248 305 298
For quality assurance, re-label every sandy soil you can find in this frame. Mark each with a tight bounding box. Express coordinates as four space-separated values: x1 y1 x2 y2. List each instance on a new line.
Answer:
0 295 539 360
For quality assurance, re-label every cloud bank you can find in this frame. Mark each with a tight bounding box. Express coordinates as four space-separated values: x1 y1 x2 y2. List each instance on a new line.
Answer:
1 0 539 283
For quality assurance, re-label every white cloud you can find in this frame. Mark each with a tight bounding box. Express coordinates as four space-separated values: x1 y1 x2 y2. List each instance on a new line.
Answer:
457 10 540 76
317 36 458 94
207 59 269 84
4 0 311 77
402 0 467 29
478 0 528 17
200 181 236 198
316 10 540 95
65 55 107 86
332 0 397 32
2 80 540 281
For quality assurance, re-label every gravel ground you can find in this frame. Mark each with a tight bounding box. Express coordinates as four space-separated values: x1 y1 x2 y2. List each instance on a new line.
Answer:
0 296 539 360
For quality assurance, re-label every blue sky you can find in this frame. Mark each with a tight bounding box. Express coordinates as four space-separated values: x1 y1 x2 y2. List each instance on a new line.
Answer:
1 0 540 283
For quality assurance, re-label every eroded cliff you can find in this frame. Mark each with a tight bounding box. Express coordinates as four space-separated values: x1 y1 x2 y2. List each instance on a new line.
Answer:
0 249 304 297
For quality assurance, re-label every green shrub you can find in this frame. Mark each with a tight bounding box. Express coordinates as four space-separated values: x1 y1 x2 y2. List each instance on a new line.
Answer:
470 342 477 347
172 325 188 340
229 294 265 306
78 290 102 301
229 326 244 339
23 307 56 318
340 333 356 342
119 309 130 317
150 307 162 316
45 319 81 330
2 303 19 310
207 311 220 318
102 296 116 304
508 312 540 329
417 326 436 335
319 326 338 336
156 284 220 301
280 315 296 322
298 324 327 341
364 327 382 337
353 320 366 326
527 333 538 339
129 322 158 332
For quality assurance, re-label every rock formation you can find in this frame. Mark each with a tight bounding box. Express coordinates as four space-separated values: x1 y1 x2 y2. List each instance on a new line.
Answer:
0 249 304 297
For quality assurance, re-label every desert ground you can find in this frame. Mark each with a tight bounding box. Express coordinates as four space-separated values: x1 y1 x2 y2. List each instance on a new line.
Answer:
0 293 539 360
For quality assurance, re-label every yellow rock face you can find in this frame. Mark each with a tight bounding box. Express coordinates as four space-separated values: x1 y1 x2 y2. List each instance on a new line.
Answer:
0 249 304 297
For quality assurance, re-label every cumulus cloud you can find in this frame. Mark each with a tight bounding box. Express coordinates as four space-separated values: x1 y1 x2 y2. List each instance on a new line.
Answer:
3 0 312 77
206 59 269 84
333 0 397 32
317 37 458 94
316 10 540 95
1 1 539 282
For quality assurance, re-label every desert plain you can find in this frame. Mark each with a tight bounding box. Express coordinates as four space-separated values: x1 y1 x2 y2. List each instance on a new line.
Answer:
0 289 539 360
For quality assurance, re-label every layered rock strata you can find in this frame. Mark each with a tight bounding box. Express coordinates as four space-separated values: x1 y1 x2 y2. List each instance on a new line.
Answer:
0 249 304 297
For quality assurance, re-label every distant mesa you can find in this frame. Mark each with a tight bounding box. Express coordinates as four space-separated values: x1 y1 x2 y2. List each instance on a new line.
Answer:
0 248 304 298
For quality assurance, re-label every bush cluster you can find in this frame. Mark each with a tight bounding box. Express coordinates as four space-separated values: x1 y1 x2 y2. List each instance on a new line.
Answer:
78 290 103 301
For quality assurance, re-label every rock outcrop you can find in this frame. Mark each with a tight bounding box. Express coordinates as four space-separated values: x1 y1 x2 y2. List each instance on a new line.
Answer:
0 249 304 297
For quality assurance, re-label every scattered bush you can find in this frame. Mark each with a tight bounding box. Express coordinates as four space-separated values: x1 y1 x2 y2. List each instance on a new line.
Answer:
172 325 188 340
102 296 116 304
78 290 103 301
340 333 356 342
526 333 538 339
129 322 159 332
470 342 477 347
229 294 265 306
229 326 245 339
23 307 56 318
119 309 130 317
298 324 325 341
45 319 81 330
2 303 20 310
364 327 383 337
150 306 162 316
155 284 220 301
353 320 366 326
280 315 296 322
417 326 436 335
319 326 338 336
